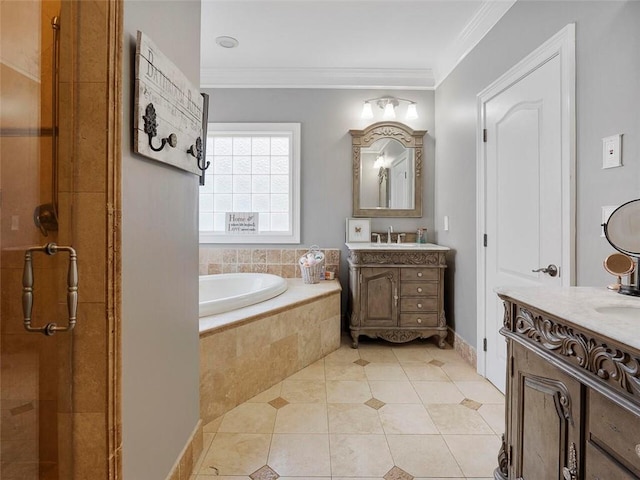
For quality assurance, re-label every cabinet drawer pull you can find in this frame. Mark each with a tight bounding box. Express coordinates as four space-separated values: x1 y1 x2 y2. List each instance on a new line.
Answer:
417 272 423 277
417 318 422 324
417 287 423 293
417 303 423 308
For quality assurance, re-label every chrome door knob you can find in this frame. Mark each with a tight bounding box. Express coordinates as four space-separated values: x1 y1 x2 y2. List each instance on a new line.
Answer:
532 264 559 277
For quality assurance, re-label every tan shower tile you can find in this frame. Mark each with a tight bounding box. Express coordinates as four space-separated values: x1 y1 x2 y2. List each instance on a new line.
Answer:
198 433 271 476
266 264 282 276
77 0 108 82
325 249 340 264
218 403 277 433
222 264 239 273
207 264 222 275
379 404 438 434
251 263 267 273
386 434 463 477
73 413 107 480
327 403 384 434
281 265 296 278
413 381 464 404
269 433 331 476
238 264 252 273
75 79 106 193
281 380 327 403
223 249 238 264
74 192 106 302
444 434 502 477
326 380 371 403
274 403 328 433
329 434 393 477
369 381 421 404
426 404 494 435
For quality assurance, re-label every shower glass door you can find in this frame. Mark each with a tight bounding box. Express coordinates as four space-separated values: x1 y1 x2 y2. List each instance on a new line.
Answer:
1 0 74 478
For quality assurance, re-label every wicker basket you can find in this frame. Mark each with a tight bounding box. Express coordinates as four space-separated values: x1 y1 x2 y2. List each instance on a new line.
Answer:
299 245 325 284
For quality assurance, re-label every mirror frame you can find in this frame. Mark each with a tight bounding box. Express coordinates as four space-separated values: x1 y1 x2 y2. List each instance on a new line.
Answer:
350 121 426 217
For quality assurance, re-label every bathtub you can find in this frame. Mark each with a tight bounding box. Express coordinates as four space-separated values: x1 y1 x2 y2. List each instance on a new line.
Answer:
199 273 288 317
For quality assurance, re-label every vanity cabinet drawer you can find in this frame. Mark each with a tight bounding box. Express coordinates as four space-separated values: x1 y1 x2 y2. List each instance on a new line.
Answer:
585 442 637 479
400 297 437 312
400 282 437 297
400 313 438 327
588 390 640 474
400 268 438 282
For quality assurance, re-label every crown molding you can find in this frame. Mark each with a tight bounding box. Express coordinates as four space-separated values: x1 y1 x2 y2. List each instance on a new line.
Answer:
200 67 435 90
434 0 517 88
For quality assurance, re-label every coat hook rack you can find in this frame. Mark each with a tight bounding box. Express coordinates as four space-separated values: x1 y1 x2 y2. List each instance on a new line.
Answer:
188 136 210 185
143 103 177 152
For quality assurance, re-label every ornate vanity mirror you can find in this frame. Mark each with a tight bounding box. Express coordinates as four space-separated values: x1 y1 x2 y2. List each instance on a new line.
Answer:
350 122 426 217
604 198 640 296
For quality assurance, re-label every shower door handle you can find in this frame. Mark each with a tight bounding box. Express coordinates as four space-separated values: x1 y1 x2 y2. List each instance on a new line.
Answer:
23 243 78 336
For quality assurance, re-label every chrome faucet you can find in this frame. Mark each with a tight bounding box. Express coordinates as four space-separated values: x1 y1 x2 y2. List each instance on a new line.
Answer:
387 225 393 243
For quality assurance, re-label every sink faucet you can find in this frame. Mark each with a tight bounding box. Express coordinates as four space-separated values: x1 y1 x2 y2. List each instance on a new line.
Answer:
387 225 393 243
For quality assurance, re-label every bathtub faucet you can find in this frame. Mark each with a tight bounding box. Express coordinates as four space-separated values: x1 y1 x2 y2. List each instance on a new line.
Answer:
387 225 393 243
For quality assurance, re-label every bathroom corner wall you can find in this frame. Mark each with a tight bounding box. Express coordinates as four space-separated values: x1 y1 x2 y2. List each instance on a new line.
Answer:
121 2 201 480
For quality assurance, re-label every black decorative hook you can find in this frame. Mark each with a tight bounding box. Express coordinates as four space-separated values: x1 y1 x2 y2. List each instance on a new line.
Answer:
189 136 210 173
143 103 177 152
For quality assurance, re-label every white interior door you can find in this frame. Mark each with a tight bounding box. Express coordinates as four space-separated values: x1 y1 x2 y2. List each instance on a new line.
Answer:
478 25 575 392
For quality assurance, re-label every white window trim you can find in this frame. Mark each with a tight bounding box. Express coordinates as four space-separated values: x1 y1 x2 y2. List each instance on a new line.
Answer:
199 122 301 244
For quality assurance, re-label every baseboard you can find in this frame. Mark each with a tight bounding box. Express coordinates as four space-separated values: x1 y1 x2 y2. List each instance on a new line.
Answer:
446 327 477 368
165 419 203 480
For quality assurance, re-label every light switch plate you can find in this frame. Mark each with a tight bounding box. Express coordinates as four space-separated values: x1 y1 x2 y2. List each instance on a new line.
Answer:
602 134 622 169
443 215 449 231
601 205 619 237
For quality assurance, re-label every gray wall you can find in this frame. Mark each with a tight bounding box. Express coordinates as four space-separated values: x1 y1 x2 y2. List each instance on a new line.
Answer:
122 2 201 479
204 88 436 303
435 0 640 345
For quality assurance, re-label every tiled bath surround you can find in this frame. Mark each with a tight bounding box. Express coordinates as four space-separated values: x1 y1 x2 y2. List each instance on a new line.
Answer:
198 247 341 278
200 280 342 425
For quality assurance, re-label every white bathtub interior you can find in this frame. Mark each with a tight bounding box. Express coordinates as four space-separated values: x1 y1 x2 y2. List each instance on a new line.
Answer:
199 273 288 317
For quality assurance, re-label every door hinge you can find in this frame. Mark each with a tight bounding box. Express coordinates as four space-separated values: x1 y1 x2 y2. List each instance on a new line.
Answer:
483 129 487 142
483 234 487 247
483 338 487 352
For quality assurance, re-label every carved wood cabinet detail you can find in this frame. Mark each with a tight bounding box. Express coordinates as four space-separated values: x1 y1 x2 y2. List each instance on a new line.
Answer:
347 249 447 349
497 295 640 480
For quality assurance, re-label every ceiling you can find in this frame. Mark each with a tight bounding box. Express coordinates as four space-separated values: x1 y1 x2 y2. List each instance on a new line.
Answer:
200 0 516 89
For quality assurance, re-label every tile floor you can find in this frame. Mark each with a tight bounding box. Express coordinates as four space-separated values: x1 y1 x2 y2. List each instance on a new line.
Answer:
191 336 505 480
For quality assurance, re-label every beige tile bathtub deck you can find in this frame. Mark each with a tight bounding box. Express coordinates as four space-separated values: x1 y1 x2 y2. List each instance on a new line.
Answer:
192 336 504 480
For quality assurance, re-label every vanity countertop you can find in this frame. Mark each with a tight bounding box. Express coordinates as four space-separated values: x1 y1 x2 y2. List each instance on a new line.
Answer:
345 242 450 251
496 286 640 350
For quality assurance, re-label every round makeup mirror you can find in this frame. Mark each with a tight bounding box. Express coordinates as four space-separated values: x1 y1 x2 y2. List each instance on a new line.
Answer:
604 198 640 296
603 253 635 290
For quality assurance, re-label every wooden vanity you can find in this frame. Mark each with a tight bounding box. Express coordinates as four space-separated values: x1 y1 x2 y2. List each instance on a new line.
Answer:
346 242 449 349
495 287 640 480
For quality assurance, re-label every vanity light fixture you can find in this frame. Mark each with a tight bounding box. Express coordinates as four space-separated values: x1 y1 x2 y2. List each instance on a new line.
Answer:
360 96 418 121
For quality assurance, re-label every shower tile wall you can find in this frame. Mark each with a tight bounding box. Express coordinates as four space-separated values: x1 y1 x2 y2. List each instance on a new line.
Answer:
199 247 341 278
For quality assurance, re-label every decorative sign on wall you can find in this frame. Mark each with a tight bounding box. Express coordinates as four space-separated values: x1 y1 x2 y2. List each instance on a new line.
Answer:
226 213 259 234
134 31 208 176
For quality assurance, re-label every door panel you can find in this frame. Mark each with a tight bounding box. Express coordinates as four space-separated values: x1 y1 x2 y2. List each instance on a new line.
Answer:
361 267 397 326
1 1 73 478
484 54 564 392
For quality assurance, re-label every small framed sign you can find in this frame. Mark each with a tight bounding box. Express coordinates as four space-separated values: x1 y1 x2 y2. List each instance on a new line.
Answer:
346 218 371 243
226 212 259 234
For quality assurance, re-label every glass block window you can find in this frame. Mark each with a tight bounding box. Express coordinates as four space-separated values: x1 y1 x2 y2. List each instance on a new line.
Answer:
199 123 301 244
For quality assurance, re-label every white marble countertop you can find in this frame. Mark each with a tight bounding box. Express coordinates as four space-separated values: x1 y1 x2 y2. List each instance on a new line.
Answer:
496 286 640 350
345 242 450 251
200 278 341 335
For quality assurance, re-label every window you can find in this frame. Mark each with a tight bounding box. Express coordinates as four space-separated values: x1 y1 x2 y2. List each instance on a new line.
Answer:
199 123 300 244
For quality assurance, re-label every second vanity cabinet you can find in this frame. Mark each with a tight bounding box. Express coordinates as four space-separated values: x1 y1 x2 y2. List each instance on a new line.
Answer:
347 244 449 348
495 288 640 480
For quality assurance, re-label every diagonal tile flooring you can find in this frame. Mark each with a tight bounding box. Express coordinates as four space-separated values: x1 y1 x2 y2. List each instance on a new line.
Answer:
192 336 504 480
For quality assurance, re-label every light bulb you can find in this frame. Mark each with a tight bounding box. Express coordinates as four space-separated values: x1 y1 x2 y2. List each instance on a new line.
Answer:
406 103 418 120
383 102 396 120
361 102 374 119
